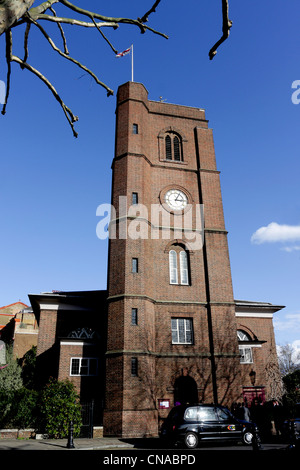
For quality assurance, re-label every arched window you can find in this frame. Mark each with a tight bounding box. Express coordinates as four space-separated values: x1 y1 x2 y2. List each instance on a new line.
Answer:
68 327 100 340
169 248 190 285
169 250 178 284
165 133 183 161
237 330 253 364
237 330 251 341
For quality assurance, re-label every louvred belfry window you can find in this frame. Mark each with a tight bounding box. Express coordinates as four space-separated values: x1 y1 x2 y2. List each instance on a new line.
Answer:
173 136 181 161
165 133 183 161
165 135 172 160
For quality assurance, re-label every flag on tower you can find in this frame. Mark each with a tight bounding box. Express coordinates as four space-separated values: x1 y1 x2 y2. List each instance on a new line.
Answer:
116 46 131 58
115 45 134 82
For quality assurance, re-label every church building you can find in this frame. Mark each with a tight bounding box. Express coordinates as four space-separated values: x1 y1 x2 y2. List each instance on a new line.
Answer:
29 82 284 438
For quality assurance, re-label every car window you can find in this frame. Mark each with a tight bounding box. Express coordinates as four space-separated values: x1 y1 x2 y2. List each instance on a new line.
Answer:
184 407 198 420
217 408 232 420
198 407 217 421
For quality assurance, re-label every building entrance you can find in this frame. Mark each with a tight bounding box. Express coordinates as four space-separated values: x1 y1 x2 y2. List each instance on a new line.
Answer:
242 386 266 406
174 369 198 405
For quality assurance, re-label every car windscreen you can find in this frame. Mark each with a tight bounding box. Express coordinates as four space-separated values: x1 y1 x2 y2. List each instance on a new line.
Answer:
217 407 233 420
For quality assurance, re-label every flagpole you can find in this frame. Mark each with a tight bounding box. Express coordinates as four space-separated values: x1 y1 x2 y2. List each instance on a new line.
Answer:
131 44 134 82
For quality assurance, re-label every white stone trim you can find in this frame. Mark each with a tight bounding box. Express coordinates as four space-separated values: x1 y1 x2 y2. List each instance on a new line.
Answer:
60 341 87 346
39 303 87 311
235 312 274 318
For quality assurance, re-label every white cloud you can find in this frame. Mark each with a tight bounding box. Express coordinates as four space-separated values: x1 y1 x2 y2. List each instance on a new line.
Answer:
251 222 300 245
274 312 300 333
281 245 300 252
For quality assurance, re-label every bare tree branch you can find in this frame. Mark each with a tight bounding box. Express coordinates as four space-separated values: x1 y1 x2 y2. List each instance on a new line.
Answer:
0 1 234 136
0 0 169 135
22 21 31 64
90 16 118 55
139 1 163 23
30 14 118 29
1 29 12 115
49 7 69 54
11 53 79 136
27 13 114 96
209 0 232 60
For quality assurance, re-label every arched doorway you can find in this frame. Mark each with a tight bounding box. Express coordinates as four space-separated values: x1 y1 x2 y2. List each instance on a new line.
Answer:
174 368 198 405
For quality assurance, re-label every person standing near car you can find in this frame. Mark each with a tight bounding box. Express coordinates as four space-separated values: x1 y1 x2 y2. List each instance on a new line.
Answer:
242 403 251 422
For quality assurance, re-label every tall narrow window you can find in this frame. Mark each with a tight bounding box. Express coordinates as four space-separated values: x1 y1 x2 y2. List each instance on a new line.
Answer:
169 250 178 284
132 192 138 205
131 308 138 325
132 258 138 273
180 251 189 285
173 136 181 161
131 357 138 376
237 330 253 364
133 123 138 134
165 135 172 160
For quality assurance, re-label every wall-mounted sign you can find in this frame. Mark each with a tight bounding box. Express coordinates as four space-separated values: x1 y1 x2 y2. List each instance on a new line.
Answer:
158 399 170 409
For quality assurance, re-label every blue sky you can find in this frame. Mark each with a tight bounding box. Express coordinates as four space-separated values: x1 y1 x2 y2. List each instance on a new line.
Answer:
0 1 299 350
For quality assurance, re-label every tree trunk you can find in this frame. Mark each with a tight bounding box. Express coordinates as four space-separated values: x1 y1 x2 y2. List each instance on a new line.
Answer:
0 0 35 35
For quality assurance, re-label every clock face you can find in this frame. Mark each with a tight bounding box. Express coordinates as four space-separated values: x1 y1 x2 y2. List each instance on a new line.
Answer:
165 189 188 211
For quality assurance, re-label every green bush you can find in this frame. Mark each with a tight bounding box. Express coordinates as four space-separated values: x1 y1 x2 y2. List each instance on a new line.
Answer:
0 390 14 428
39 378 82 438
0 388 39 429
0 346 23 392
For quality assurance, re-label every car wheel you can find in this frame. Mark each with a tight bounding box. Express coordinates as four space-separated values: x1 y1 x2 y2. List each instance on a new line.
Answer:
242 431 253 445
184 432 199 449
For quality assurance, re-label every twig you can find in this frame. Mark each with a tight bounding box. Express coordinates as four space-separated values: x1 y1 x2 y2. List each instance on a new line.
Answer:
139 0 163 23
23 22 31 64
1 0 167 135
11 54 79 137
209 0 232 60
2 29 12 115
90 16 118 54
29 15 114 96
58 0 168 38
49 7 69 54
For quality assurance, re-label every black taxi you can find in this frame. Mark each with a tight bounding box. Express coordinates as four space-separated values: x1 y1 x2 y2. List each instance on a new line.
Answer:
160 404 258 448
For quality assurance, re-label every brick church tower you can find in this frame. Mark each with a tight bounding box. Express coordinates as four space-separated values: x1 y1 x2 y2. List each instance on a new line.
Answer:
103 82 241 437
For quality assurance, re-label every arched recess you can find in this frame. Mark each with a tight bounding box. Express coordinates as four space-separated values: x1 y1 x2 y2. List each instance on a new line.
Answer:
174 368 198 405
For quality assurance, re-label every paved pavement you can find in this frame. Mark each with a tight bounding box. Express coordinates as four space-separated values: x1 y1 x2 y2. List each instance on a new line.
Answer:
0 436 138 451
0 436 294 451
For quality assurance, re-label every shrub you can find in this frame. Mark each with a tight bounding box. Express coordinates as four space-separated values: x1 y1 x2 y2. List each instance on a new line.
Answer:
0 388 39 429
39 378 82 438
